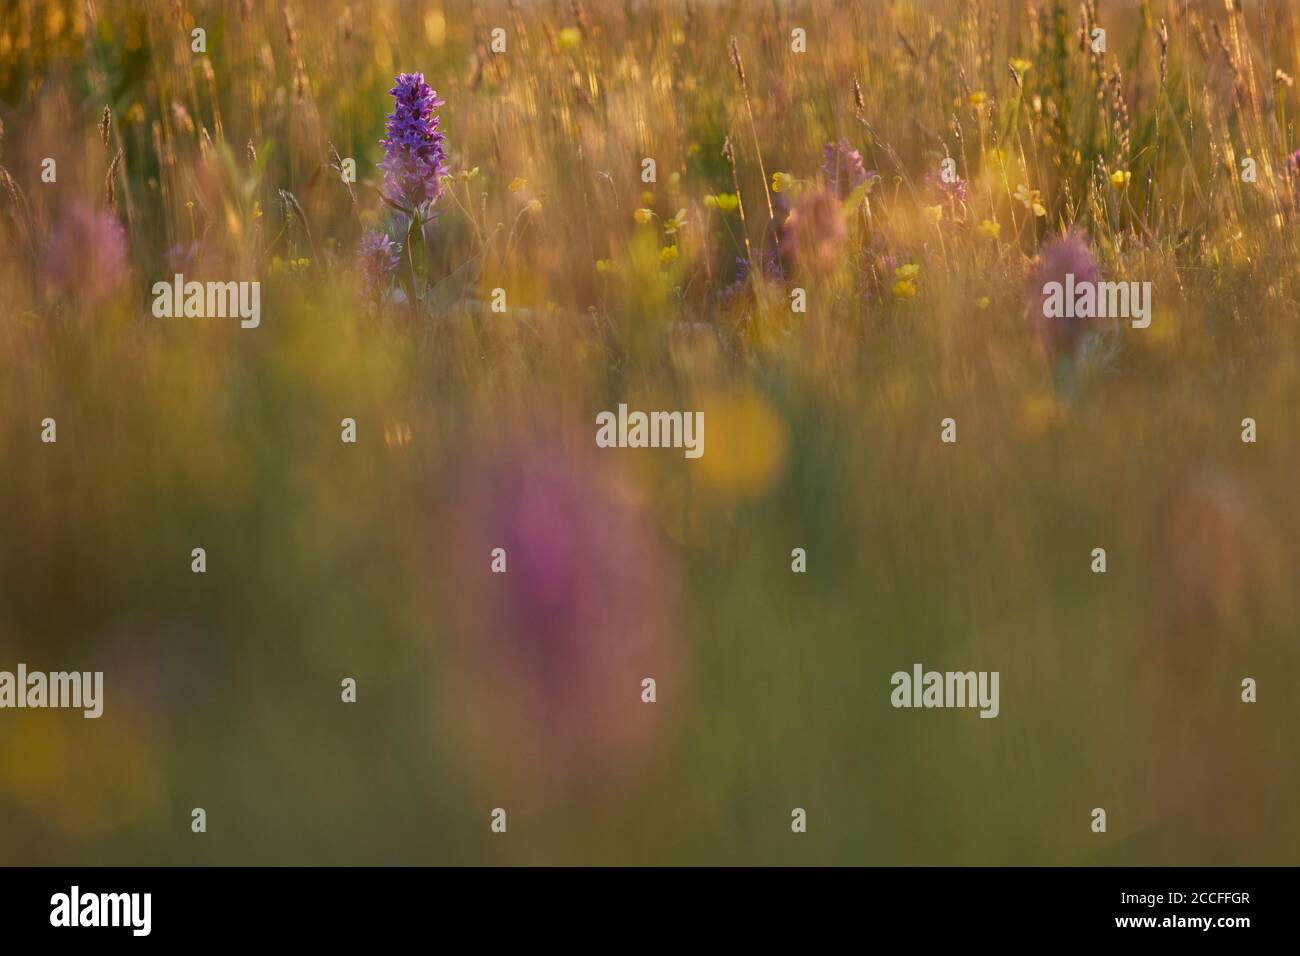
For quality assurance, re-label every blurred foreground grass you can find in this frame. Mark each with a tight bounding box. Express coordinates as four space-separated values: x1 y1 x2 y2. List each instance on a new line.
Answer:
0 0 1297 864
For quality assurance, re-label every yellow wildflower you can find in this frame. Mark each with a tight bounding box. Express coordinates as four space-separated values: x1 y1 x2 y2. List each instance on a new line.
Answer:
558 27 582 49
892 279 917 299
1109 169 1131 188
508 177 527 193
924 204 943 223
968 91 988 107
634 207 655 225
771 171 794 194
1020 393 1064 436
696 390 788 499
978 218 1001 239
895 263 920 281
659 245 679 265
1014 183 1047 217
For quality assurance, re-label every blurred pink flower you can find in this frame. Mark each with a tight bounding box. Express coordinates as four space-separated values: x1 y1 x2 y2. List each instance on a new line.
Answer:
781 189 846 273
442 435 680 783
43 201 127 302
1025 229 1100 360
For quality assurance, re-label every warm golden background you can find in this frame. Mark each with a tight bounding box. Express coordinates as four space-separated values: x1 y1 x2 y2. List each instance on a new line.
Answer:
0 0 1297 864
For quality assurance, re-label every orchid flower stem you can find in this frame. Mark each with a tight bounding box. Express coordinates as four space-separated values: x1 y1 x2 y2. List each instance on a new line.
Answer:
406 217 419 307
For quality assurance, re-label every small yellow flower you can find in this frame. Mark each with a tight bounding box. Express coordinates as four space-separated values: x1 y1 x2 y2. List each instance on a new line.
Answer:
634 207 655 225
968 91 987 107
713 192 738 212
895 263 920 281
892 279 917 300
669 171 681 187
1010 58 1032 77
1019 393 1064 436
526 198 543 214
924 204 943 223
976 296 991 310
687 143 701 157
640 190 655 207
771 171 794 194
251 200 263 220
663 208 688 235
659 245 679 265
1014 183 1047 217
508 177 527 193
457 166 480 182
558 27 582 49
1109 169 1131 188
978 218 1001 239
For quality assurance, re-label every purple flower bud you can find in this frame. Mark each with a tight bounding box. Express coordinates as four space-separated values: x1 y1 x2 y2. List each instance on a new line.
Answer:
1285 148 1300 176
357 229 402 298
820 139 871 199
923 168 969 206
166 239 204 275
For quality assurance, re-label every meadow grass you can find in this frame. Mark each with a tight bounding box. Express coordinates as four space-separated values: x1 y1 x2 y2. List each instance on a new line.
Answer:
0 0 1296 864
